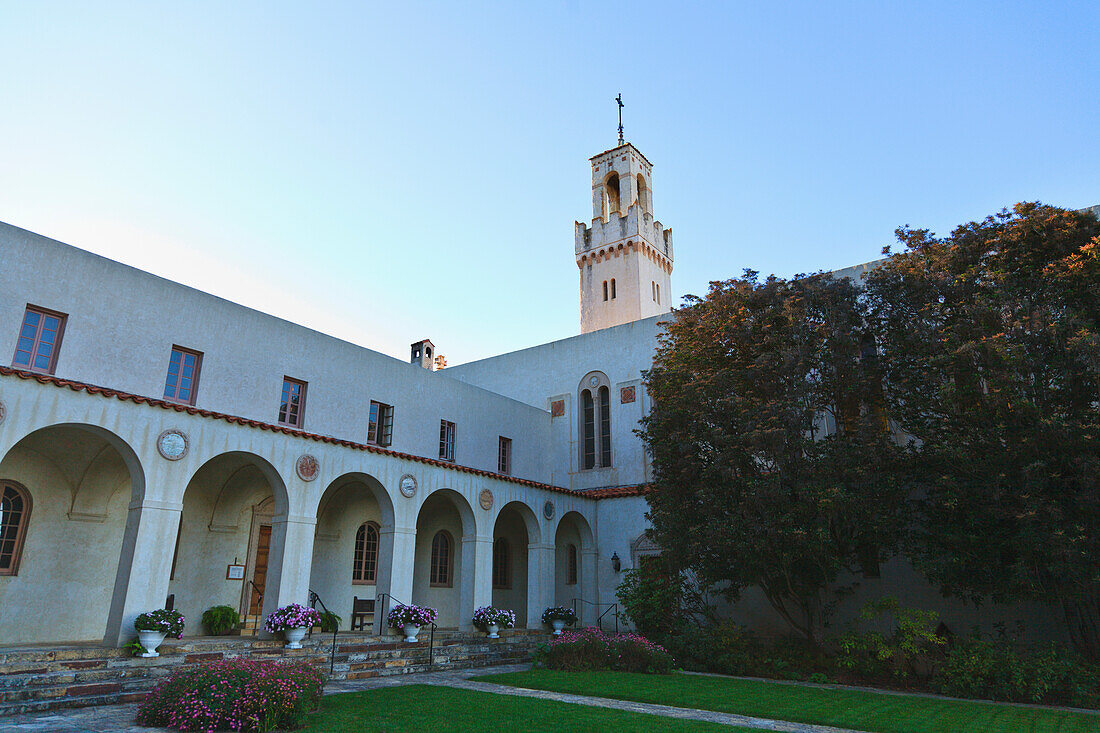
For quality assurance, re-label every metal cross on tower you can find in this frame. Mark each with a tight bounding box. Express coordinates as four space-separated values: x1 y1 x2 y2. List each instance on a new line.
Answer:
616 94 624 145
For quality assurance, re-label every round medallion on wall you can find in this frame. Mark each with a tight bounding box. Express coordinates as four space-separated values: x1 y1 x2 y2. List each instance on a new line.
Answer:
295 454 319 482
156 429 189 461
588 375 599 388
543 500 555 520
399 474 418 498
479 489 494 511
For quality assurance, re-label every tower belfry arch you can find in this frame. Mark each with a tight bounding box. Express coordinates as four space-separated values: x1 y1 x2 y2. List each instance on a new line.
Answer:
575 138 674 333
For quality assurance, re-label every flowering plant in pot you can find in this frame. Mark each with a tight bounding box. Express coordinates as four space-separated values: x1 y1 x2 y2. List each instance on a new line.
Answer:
472 606 516 638
264 603 322 649
201 605 241 636
134 609 186 657
387 604 438 642
541 606 578 635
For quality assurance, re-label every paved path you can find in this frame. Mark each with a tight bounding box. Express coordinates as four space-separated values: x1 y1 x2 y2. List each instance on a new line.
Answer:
5 663 869 733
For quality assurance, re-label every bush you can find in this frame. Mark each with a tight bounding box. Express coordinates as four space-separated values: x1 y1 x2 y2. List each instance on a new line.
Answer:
135 609 186 639
932 638 1100 708
317 611 341 633
662 620 825 681
135 659 324 731
533 627 673 674
615 565 682 639
201 605 240 636
833 597 946 683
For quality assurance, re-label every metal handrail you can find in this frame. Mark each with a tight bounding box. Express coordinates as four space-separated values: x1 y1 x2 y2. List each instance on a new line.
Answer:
307 589 339 675
376 592 438 668
572 598 619 633
247 580 264 615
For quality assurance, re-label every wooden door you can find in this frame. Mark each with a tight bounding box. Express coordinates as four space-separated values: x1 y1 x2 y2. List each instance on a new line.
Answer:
249 525 272 615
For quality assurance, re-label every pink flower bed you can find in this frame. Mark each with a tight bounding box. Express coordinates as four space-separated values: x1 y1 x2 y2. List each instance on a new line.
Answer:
536 626 674 674
135 658 324 731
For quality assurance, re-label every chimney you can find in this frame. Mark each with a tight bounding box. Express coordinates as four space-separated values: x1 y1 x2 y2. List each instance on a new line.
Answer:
411 339 435 370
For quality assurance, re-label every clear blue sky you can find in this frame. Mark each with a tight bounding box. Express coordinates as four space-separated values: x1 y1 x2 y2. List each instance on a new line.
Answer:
2 2 1097 364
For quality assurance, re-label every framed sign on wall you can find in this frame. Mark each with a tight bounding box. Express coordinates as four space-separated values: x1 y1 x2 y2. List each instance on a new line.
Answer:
226 564 245 580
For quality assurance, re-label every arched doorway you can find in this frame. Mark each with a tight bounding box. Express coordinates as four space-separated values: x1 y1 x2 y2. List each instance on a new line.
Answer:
309 472 395 631
412 489 475 628
555 510 596 624
0 423 143 644
491 501 540 628
168 452 287 635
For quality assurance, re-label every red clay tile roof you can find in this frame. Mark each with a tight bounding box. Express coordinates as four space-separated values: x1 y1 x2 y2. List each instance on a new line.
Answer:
0 365 595 498
582 484 650 499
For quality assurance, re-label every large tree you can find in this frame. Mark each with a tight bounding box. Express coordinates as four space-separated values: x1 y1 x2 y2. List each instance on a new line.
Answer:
640 272 910 643
865 203 1100 659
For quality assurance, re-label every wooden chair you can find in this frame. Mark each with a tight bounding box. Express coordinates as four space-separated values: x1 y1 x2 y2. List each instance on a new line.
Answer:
350 596 375 631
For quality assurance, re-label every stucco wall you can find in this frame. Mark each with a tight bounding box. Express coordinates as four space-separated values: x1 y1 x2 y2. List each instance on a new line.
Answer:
0 222 552 484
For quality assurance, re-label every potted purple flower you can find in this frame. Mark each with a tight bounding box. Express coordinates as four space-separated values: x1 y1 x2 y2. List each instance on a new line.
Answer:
264 603 322 649
134 609 185 657
472 606 516 639
541 606 578 635
387 604 438 642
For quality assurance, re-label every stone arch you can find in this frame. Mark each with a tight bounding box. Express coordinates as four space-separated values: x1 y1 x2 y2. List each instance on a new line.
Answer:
0 423 144 644
412 488 477 627
491 501 540 627
636 173 649 214
308 472 396 629
169 451 289 633
554 510 597 623
603 172 621 219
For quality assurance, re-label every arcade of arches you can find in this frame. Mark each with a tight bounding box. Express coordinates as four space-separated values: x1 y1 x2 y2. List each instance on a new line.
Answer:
0 424 598 646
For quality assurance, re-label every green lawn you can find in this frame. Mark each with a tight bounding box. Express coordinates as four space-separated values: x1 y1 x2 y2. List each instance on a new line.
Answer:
476 669 1100 733
298 684 749 732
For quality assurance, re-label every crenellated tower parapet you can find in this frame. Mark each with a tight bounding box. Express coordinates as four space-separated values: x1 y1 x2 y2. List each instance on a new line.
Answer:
576 142 674 333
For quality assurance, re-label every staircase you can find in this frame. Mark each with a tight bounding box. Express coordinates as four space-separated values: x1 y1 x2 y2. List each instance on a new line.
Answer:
0 629 546 716
239 614 263 637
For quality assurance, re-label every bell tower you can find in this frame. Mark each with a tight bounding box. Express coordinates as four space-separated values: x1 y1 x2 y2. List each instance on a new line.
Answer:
575 141 674 333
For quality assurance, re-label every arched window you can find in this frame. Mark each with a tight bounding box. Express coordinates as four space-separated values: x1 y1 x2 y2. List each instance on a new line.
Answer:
602 281 608 301
492 537 511 589
652 281 656 301
578 372 612 470
636 174 649 214
430 530 453 587
353 522 379 584
0 481 32 575
610 279 616 299
605 173 621 217
566 543 578 585
656 284 660 304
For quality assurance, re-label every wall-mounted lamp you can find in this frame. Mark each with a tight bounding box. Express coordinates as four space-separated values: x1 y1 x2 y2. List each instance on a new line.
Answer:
611 552 621 573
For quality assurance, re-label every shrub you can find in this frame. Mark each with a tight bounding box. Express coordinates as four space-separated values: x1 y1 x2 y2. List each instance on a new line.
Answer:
135 609 186 639
387 604 437 628
932 638 1099 708
664 620 826 681
472 606 516 631
264 604 321 634
534 627 673 674
135 659 324 731
832 597 946 683
541 606 578 625
615 562 708 640
317 610 341 634
201 605 241 636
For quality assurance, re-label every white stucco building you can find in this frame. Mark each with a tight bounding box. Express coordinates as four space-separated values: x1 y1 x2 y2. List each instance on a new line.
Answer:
0 140 674 647
0 138 1066 650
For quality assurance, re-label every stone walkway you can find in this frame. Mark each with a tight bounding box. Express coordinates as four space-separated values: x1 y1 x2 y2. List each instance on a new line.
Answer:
4 663 869 733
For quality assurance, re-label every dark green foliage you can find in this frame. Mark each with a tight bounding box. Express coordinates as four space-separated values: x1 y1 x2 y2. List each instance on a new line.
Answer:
532 627 673 674
865 203 1100 659
136 659 324 731
201 605 241 636
615 560 706 640
663 620 827 681
317 610 341 633
641 272 912 642
833 597 946 683
933 638 1100 708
